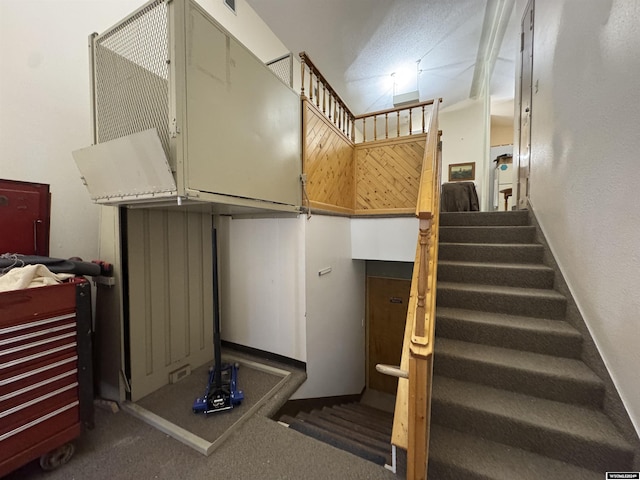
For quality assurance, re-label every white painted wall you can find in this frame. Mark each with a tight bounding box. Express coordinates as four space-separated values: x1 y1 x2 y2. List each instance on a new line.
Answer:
196 0 288 63
0 1 144 260
218 216 306 361
293 215 366 399
439 100 488 210
351 217 419 262
529 0 640 435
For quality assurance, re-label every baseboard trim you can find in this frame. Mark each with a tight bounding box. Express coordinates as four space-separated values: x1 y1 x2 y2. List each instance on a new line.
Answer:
221 341 306 371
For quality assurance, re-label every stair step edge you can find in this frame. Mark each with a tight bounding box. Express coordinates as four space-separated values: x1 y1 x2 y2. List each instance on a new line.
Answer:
434 338 602 385
432 376 632 452
436 307 580 334
439 259 552 268
288 421 388 466
428 424 603 480
438 281 565 299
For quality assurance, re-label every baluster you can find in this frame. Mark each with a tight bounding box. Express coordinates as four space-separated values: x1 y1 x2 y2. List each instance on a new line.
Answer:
300 61 305 97
397 111 400 137
409 108 413 135
362 117 366 143
322 84 326 113
328 95 332 120
374 115 377 141
415 218 431 338
385 113 389 139
315 76 320 108
422 105 426 133
351 117 355 142
308 70 313 103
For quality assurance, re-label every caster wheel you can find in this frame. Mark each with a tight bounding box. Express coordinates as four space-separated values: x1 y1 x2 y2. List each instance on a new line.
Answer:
40 443 75 471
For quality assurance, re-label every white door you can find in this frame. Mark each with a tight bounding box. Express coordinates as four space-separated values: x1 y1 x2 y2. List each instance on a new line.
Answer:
125 209 214 401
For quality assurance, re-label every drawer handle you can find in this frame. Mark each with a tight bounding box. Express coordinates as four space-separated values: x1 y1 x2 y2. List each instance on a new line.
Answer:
0 382 78 419
0 401 79 442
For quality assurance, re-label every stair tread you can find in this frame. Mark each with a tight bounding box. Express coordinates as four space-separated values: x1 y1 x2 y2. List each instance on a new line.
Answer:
431 376 632 452
438 281 565 299
436 307 580 337
439 242 541 248
429 424 603 480
440 225 534 229
287 420 388 465
327 406 393 435
435 338 602 386
438 260 553 271
340 402 393 420
296 411 391 452
313 410 391 443
439 211 529 226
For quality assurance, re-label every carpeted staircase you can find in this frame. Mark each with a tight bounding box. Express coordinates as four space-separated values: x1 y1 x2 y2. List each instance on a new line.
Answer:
279 402 393 467
431 210 635 479
279 211 637 478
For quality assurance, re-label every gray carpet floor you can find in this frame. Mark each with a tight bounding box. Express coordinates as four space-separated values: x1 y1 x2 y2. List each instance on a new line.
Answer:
135 359 284 443
5 350 396 480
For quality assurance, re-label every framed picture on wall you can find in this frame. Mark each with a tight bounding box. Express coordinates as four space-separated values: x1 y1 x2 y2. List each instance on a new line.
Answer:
448 162 475 182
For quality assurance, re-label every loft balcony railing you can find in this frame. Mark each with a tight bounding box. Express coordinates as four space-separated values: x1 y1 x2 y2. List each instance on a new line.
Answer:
300 52 435 145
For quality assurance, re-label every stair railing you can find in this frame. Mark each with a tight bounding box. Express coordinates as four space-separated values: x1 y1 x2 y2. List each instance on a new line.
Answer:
353 100 436 143
377 99 441 479
300 51 355 140
300 51 436 146
299 51 443 476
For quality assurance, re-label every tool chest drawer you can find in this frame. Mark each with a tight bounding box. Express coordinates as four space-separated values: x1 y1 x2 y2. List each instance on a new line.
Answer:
0 279 93 477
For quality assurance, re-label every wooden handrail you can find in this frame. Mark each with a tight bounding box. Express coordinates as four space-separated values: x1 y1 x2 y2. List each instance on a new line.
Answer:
389 99 441 480
353 100 435 120
415 100 442 217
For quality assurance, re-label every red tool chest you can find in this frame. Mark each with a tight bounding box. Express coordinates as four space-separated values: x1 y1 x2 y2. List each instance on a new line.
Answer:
0 278 93 476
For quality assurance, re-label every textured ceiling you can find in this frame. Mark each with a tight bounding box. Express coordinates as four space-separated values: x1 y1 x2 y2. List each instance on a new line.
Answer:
246 0 527 115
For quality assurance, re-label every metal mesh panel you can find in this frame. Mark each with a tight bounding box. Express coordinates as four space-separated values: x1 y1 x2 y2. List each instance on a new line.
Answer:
267 53 293 88
93 0 170 159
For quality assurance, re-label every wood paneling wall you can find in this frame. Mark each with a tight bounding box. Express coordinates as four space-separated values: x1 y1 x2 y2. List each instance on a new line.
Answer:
303 99 426 215
126 208 214 401
304 101 355 213
355 135 426 214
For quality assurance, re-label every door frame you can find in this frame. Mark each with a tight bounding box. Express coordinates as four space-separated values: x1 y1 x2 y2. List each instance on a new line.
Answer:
515 0 534 210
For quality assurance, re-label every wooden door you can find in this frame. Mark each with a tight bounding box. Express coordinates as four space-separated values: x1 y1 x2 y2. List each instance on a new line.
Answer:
367 276 411 394
517 0 534 209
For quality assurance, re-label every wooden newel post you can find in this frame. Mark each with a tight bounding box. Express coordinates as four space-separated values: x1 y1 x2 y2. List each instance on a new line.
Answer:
408 353 429 480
